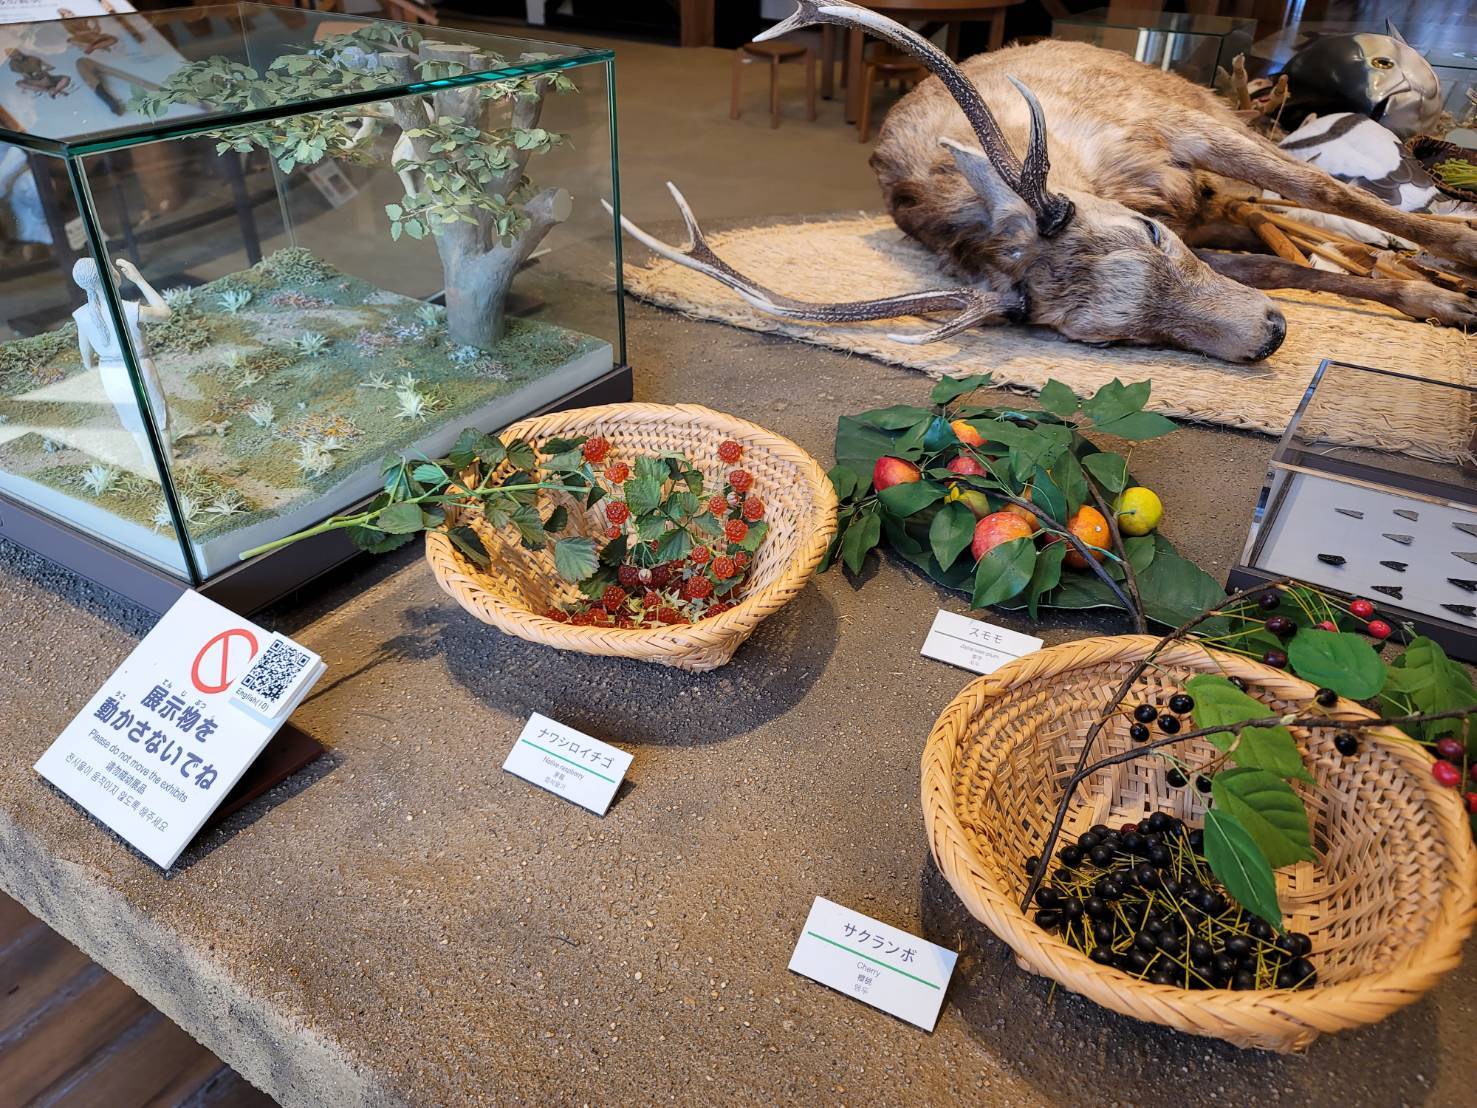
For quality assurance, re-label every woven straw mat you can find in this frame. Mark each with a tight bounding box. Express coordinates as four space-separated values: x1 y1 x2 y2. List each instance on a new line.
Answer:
625 213 1476 458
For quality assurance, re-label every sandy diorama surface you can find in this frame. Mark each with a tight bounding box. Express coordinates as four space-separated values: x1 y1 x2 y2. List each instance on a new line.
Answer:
0 249 611 575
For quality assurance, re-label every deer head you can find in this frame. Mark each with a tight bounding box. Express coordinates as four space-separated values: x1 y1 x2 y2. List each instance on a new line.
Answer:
620 0 1287 363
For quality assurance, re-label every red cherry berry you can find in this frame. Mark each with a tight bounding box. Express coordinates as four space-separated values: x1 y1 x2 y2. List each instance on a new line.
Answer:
1366 619 1393 640
683 575 713 600
1435 737 1465 762
605 461 630 484
742 496 765 522
728 469 754 493
707 494 728 516
724 518 749 544
1350 599 1375 618
717 440 743 464
1316 620 1337 632
690 545 711 565
1433 760 1462 788
712 555 737 580
605 500 630 525
1466 792 1477 815
582 435 610 463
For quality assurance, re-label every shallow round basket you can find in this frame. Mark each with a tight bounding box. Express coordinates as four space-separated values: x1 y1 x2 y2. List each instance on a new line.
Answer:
425 402 837 672
921 634 1477 1052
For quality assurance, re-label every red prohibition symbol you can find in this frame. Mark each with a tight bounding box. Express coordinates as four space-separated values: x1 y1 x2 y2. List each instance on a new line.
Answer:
191 628 259 694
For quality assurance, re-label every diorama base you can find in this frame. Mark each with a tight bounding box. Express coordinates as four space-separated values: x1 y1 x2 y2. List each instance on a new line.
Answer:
0 362 633 615
1226 564 1477 665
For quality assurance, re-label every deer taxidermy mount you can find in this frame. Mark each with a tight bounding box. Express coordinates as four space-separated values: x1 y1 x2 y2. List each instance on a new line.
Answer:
616 0 1476 364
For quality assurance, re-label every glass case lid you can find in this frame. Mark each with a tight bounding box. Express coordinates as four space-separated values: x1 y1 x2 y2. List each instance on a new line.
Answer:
0 2 606 154
1273 360 1477 505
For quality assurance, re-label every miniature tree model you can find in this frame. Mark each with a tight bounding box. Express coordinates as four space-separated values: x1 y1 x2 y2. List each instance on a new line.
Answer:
136 25 576 349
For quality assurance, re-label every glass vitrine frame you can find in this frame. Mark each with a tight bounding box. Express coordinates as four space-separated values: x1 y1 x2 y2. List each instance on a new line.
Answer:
0 4 630 613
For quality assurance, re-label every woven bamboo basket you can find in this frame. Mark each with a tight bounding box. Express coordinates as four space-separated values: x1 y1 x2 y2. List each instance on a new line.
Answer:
922 634 1477 1052
424 403 837 671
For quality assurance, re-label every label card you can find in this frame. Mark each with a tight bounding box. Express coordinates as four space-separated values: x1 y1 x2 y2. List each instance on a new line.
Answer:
502 712 631 815
34 591 324 870
921 609 1043 675
788 897 958 1031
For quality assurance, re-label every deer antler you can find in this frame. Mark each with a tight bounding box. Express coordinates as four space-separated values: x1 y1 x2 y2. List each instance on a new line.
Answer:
760 0 1075 237
606 184 1023 344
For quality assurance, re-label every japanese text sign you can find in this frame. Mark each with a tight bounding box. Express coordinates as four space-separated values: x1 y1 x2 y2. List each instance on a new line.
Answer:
921 609 1043 675
34 591 323 869
788 897 957 1031
502 713 631 815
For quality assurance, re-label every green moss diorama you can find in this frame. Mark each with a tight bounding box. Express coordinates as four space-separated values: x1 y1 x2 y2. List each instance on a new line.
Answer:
0 248 603 544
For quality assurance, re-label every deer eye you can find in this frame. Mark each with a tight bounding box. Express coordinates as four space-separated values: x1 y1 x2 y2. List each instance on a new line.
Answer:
1371 56 1395 69
1139 217 1163 247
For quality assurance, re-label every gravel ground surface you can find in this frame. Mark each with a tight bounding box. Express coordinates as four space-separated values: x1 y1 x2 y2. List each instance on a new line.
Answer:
2 296 1474 1106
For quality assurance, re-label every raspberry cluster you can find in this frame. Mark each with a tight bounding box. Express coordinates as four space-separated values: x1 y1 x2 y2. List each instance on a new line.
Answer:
544 439 768 629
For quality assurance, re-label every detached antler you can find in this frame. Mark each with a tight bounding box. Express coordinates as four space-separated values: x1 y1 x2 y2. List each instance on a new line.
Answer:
607 184 1023 344
761 0 1074 236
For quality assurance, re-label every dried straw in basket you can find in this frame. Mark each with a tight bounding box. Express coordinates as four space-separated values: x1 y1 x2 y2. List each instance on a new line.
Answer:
425 403 837 671
921 634 1476 1051
626 213 1476 459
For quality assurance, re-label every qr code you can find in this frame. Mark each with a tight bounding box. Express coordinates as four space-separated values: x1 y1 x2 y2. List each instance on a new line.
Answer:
235 638 312 711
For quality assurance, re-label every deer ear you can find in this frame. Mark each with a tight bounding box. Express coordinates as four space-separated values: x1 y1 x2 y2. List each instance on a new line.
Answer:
1384 20 1409 45
940 137 1037 245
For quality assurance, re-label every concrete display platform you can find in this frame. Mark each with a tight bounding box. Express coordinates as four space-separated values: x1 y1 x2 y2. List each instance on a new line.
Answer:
3 297 1475 1107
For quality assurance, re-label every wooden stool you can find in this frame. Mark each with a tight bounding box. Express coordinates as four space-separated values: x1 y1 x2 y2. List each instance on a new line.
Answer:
857 44 928 143
730 40 816 129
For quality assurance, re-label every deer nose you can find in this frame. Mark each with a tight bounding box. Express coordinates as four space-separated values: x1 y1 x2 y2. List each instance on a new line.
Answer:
1249 308 1286 361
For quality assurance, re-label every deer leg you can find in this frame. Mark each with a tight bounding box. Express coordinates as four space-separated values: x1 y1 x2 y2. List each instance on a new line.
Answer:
1183 129 1477 270
606 183 1024 343
1196 250 1477 329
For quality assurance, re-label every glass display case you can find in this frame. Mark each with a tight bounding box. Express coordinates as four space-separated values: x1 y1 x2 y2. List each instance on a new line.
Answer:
0 3 627 613
1230 360 1477 662
1050 8 1255 86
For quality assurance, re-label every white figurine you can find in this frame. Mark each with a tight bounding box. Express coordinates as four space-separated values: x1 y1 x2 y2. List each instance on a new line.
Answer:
71 257 174 465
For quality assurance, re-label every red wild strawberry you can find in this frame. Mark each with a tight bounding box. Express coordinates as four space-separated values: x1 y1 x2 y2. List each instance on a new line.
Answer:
683 575 713 600
712 556 737 580
707 494 729 516
605 500 631 525
643 591 660 609
1349 598 1375 619
728 469 753 493
617 565 641 587
601 585 627 610
690 545 712 565
724 518 749 544
1366 619 1393 640
570 611 594 626
717 440 743 464
734 551 750 569
742 496 764 522
544 608 568 622
709 601 731 616
604 525 621 540
649 565 671 587
582 435 610 463
657 606 683 624
605 461 630 483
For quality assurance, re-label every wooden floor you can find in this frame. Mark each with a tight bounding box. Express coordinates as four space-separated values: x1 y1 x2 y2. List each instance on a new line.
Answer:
0 892 273 1108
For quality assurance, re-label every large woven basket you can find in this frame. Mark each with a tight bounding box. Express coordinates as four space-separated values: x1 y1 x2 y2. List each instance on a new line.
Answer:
425 403 837 671
922 634 1477 1052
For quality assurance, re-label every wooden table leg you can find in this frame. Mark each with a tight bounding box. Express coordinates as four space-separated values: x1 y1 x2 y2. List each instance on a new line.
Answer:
770 55 781 128
845 26 866 123
821 24 834 99
987 12 1005 51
